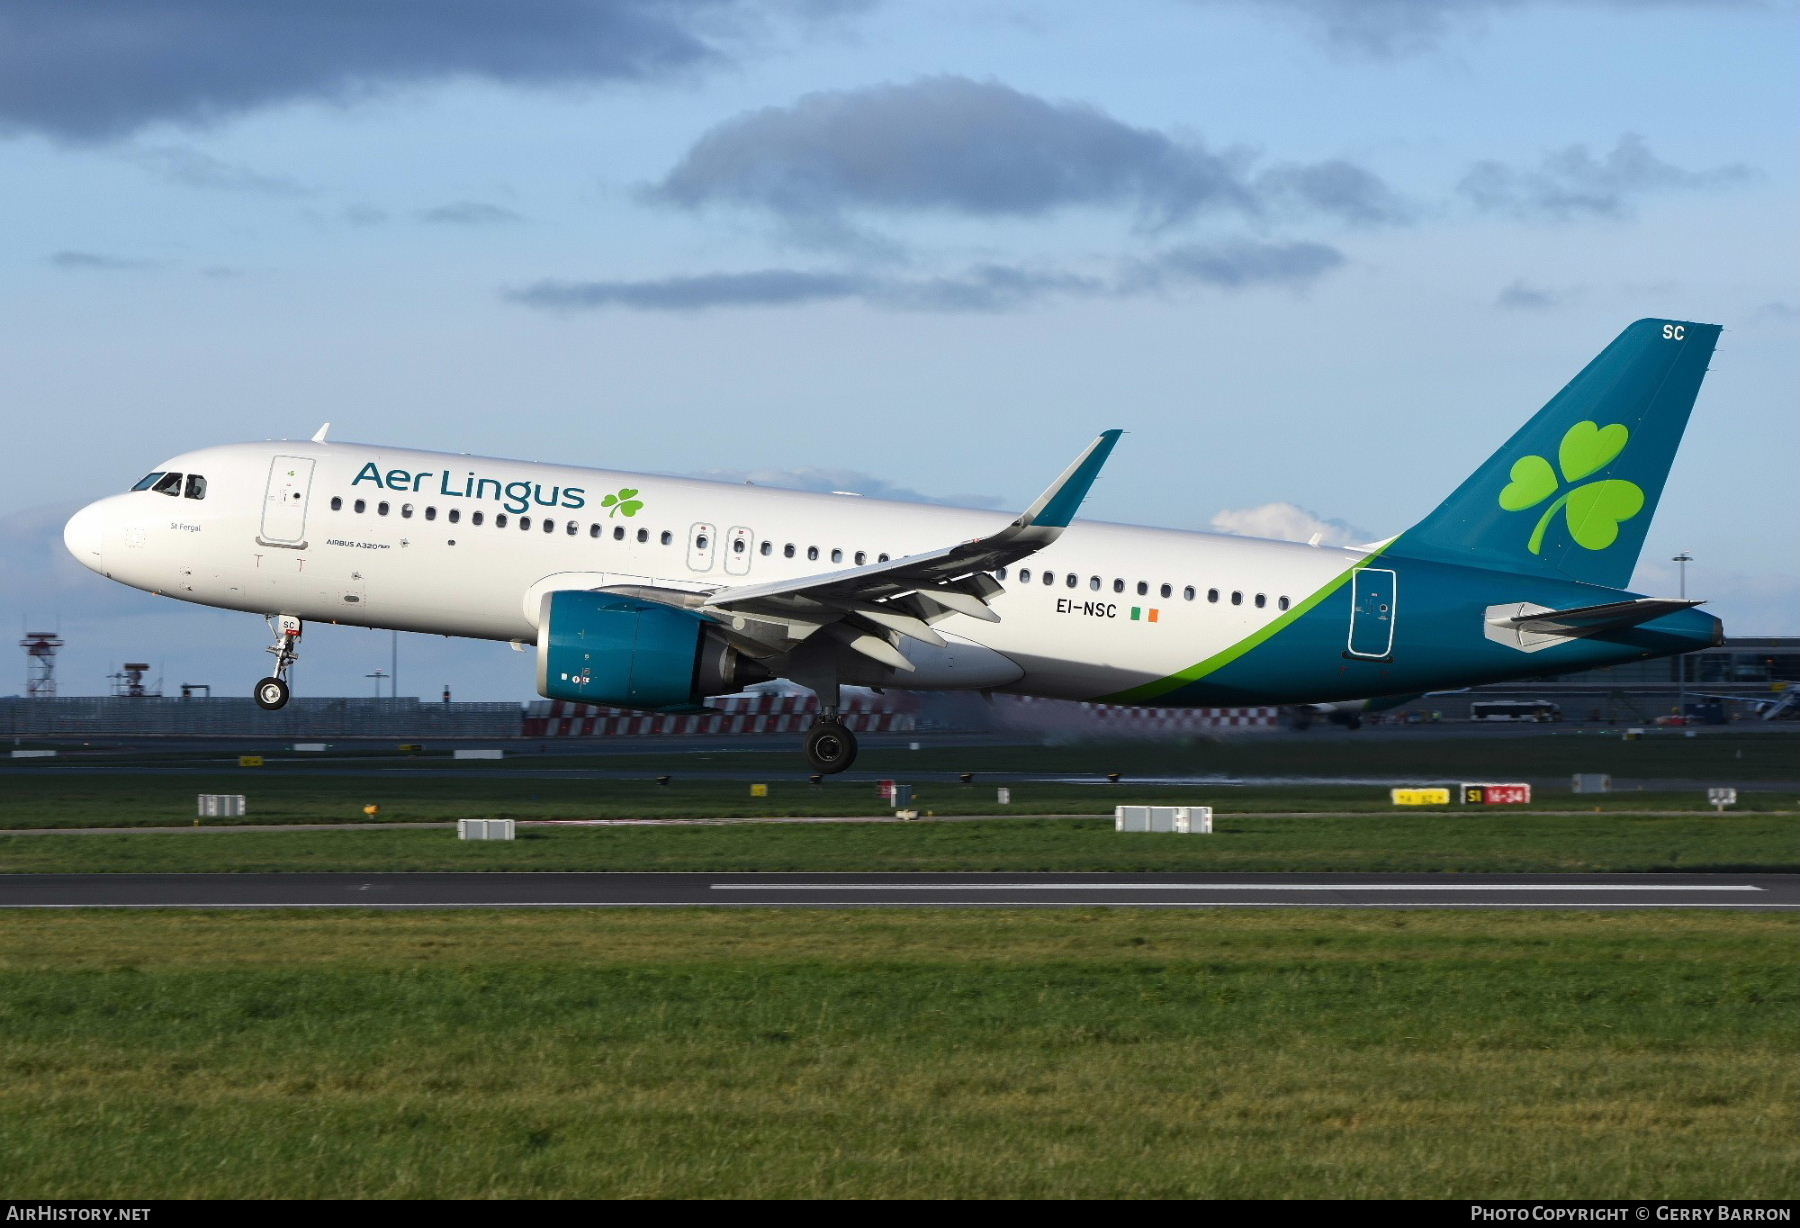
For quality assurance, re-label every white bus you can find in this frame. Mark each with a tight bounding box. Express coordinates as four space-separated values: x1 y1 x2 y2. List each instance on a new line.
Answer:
1469 699 1562 723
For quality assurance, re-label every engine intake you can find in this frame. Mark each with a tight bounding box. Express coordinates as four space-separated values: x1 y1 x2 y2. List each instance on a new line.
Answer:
536 590 765 710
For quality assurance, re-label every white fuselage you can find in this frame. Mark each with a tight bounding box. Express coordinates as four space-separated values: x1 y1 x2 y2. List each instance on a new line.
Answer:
65 438 1365 702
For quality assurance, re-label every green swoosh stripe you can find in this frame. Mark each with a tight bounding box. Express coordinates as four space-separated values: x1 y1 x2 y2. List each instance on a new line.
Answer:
1093 539 1396 705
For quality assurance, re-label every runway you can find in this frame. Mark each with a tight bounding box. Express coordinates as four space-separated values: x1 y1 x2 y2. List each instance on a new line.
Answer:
1 872 1792 910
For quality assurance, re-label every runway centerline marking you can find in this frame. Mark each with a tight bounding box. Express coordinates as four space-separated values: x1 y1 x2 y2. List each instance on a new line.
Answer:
707 882 1762 892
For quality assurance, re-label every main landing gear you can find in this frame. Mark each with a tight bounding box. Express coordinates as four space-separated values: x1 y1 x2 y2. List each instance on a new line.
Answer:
254 615 302 710
804 713 858 774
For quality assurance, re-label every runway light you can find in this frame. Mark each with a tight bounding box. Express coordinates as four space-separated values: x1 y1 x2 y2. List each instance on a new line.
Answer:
363 804 380 817
958 772 974 784
809 774 823 786
1106 772 1122 784
656 775 671 786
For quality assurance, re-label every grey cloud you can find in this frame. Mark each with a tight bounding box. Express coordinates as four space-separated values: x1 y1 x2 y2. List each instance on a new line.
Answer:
643 76 1401 241
510 269 863 312
1459 133 1753 221
417 201 524 226
48 251 156 271
1495 279 1570 310
695 467 1004 509
1196 1 1754 60
128 145 310 196
506 237 1346 314
1124 240 1346 291
342 205 390 227
0 0 739 143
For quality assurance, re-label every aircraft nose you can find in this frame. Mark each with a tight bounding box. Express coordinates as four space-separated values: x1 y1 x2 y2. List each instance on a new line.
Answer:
63 501 107 572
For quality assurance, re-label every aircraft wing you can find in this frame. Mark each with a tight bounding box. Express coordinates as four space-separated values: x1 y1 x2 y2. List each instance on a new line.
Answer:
690 430 1122 672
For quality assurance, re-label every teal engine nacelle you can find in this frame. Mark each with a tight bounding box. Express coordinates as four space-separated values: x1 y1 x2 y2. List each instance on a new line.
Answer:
536 591 768 710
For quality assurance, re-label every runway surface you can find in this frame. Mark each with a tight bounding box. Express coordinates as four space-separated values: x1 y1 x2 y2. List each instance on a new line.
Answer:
2 872 1792 910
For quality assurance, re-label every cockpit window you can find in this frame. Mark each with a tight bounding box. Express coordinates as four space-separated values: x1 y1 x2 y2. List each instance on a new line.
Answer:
184 474 206 500
132 472 167 492
149 472 183 497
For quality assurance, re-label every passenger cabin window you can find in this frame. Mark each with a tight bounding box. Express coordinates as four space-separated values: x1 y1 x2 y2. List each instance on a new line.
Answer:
471 512 484 526
353 499 366 513
760 541 772 556
1089 576 1101 591
637 528 648 543
400 503 413 519
784 544 796 558
831 549 843 563
425 507 437 522
377 502 390 516
1066 574 1078 588
1208 588 1219 603
1043 571 1055 586
564 521 575 535
495 513 507 528
330 496 343 511
854 551 866 565
1231 591 1243 605
733 538 746 554
1018 569 1031 583
1278 596 1290 610
1159 583 1172 599
1136 581 1148 596
184 475 206 500
660 531 672 546
1184 586 1195 601
518 516 531 531
1112 579 1124 593
807 546 819 561
589 524 601 538
1254 593 1267 608
613 526 625 541
131 472 167 492
448 508 460 524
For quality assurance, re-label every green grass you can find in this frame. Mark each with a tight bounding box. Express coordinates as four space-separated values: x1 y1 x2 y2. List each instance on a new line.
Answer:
1 769 1795 833
2 810 1793 874
0 909 1790 1199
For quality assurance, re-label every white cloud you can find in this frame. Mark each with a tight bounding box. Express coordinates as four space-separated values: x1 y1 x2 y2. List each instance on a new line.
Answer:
1209 501 1367 545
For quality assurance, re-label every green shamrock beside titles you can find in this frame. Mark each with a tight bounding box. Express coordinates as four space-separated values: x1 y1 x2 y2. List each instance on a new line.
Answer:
601 488 644 518
1498 420 1644 554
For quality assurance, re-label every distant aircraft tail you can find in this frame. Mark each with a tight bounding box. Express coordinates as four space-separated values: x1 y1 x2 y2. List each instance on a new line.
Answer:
1399 319 1719 588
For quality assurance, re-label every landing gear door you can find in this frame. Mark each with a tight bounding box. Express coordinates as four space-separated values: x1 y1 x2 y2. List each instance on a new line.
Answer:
259 456 315 547
1346 567 1397 660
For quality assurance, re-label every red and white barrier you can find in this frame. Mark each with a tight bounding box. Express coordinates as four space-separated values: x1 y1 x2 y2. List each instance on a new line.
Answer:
998 694 1279 731
523 694 915 737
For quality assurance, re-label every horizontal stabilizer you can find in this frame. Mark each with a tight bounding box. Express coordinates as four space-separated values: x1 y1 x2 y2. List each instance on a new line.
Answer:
1485 597 1703 653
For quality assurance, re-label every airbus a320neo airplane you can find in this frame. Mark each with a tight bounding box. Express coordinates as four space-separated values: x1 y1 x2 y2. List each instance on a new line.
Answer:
65 319 1723 772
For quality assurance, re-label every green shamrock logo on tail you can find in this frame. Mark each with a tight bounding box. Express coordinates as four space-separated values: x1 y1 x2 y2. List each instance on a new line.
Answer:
601 488 644 518
1498 421 1643 554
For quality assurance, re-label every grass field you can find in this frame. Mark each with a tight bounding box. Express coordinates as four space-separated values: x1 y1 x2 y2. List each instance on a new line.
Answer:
2 809 1794 875
1 908 1790 1200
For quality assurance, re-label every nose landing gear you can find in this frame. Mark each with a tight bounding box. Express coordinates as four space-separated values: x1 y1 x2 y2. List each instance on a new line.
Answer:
254 615 302 710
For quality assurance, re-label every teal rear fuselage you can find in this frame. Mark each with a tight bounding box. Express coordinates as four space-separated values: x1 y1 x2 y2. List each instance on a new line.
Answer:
1109 541 1720 707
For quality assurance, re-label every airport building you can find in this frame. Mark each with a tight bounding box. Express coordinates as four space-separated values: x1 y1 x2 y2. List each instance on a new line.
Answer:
1382 636 1799 724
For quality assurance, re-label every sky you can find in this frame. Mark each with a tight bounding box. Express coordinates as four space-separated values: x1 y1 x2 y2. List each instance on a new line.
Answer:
2 0 1795 701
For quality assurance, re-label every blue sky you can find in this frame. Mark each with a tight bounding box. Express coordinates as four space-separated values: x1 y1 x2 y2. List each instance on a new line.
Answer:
2 0 1794 701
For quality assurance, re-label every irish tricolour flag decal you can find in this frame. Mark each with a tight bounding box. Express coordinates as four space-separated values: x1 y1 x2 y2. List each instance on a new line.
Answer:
1130 607 1160 623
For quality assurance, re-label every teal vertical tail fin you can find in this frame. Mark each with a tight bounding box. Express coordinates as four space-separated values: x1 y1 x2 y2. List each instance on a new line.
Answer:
1399 319 1720 588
